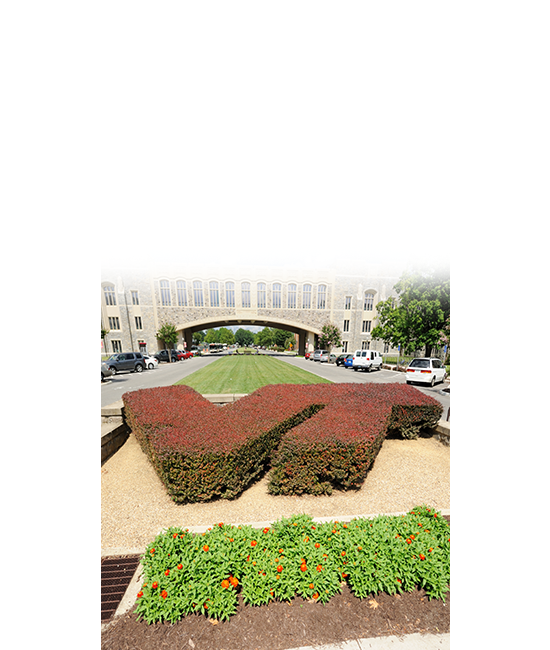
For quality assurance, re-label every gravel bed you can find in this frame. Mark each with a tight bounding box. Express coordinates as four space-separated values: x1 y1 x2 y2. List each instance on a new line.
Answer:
101 433 449 552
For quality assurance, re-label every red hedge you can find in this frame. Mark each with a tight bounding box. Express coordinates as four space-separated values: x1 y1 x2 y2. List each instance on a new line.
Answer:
122 383 442 502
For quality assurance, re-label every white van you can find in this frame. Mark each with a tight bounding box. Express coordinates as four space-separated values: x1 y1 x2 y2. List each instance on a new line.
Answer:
352 349 383 372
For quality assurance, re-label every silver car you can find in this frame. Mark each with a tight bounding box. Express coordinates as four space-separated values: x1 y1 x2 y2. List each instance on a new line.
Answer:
313 349 326 362
101 362 113 381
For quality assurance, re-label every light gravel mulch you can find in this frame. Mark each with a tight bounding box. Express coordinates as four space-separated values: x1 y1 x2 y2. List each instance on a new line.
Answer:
101 433 449 552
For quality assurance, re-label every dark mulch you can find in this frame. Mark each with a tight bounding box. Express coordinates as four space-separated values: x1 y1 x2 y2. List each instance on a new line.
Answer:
101 584 449 650
102 514 450 649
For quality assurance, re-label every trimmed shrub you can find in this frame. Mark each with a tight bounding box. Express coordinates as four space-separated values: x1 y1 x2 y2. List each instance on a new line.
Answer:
122 383 443 502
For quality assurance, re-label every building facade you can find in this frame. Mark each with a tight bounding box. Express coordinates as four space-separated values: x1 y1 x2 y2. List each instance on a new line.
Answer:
101 265 401 357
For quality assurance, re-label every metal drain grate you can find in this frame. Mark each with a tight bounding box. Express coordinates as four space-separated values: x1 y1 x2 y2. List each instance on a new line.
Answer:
101 555 141 622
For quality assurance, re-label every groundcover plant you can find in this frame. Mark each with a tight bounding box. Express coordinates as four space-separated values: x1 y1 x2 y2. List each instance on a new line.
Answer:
135 506 450 624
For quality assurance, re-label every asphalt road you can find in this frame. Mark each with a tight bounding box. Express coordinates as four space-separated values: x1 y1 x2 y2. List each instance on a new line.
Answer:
101 352 450 420
274 354 450 420
101 355 220 407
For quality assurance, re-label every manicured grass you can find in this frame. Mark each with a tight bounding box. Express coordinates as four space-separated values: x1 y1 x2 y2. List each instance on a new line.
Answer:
174 354 331 394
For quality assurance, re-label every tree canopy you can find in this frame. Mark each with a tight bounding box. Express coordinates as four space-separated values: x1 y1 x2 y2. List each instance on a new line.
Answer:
234 328 255 347
156 322 179 360
205 327 235 345
318 323 342 352
371 269 450 357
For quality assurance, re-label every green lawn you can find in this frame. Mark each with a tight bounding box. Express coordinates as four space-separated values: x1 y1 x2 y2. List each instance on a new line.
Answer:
174 355 332 394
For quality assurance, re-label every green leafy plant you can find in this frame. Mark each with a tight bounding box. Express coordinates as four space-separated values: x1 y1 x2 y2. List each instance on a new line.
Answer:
135 507 450 624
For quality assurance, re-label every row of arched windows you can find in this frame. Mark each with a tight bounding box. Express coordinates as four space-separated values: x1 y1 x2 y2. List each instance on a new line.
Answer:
157 280 330 310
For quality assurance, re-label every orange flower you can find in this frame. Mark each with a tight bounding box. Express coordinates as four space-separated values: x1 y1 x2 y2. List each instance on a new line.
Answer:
251 540 257 547
315 543 320 548
161 590 168 599
229 576 239 587
137 591 143 598
313 592 319 599
203 545 209 552
300 564 307 572
221 579 230 589
277 565 283 573
152 582 158 589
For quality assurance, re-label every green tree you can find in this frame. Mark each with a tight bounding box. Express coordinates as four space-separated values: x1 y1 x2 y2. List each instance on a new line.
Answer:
371 269 450 357
235 327 255 347
192 330 205 346
218 327 235 345
156 322 179 362
205 328 220 344
318 323 342 358
254 327 275 348
273 328 294 349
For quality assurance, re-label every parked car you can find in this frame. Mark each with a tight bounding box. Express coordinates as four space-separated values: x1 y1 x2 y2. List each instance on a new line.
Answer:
335 354 352 367
319 351 329 362
352 349 383 372
405 358 447 387
101 362 113 381
313 349 326 362
344 354 354 368
143 355 159 369
305 351 313 360
154 349 180 363
106 352 146 374
180 350 193 360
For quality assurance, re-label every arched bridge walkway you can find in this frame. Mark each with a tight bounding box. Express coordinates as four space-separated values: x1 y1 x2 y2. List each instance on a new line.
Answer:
178 317 321 356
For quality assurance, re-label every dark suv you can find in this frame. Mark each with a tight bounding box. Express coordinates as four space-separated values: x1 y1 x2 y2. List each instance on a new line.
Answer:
106 352 146 374
154 349 180 363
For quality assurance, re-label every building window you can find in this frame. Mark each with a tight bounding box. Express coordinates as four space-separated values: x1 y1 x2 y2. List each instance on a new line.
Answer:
111 340 122 353
135 316 143 330
361 340 370 350
343 320 350 332
108 317 120 330
104 285 116 306
364 292 374 311
317 284 327 309
362 320 372 333
177 281 187 306
273 283 282 308
242 282 251 308
303 284 312 309
160 280 171 306
131 291 139 305
257 282 266 308
209 281 220 307
288 283 297 309
193 281 204 307
226 281 235 308
344 296 352 310
342 341 348 353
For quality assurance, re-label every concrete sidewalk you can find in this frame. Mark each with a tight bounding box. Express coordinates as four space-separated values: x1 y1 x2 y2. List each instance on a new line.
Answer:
289 634 450 649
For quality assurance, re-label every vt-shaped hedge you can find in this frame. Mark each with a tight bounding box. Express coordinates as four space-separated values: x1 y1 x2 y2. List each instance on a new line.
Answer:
122 383 442 503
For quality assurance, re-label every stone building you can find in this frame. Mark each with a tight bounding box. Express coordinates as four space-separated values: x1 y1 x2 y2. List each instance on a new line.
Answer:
101 264 402 357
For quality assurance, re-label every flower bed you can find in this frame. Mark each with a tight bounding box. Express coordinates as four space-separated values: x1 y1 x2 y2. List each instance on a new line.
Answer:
122 383 442 502
134 506 450 624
